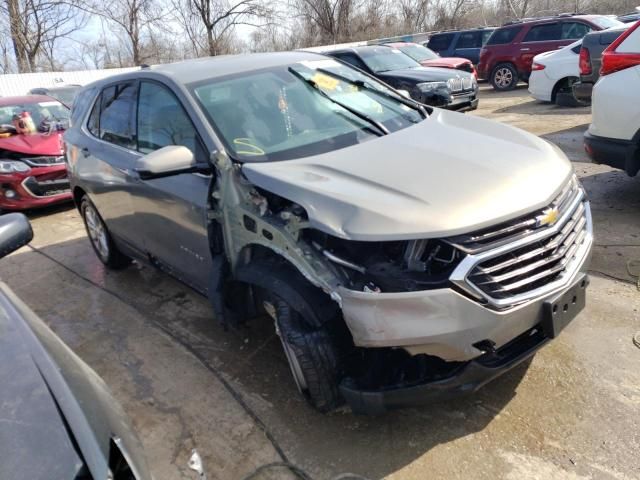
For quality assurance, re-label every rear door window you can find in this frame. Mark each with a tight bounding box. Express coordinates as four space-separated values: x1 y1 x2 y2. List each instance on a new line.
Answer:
486 27 522 45
99 82 137 149
523 23 562 42
455 31 482 49
561 22 592 40
428 33 455 51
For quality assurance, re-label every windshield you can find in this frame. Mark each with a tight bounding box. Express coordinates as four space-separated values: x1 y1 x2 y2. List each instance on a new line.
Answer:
591 16 624 29
397 44 439 62
192 59 423 162
48 88 78 107
0 100 69 127
359 47 422 73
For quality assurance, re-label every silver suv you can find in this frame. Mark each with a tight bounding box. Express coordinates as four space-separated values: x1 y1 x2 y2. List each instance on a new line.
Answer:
64 52 593 414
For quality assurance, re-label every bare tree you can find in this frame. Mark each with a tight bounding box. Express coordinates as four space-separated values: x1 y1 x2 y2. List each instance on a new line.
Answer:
86 0 165 66
291 0 359 44
172 0 272 56
2 0 87 72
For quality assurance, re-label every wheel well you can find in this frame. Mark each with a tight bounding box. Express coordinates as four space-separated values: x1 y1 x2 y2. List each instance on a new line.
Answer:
72 186 86 210
551 76 578 102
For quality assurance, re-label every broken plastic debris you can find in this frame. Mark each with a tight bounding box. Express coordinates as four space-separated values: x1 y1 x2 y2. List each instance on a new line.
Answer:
188 449 206 479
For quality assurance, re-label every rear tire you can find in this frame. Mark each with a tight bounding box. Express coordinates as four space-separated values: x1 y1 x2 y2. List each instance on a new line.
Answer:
491 63 518 91
554 77 590 107
80 196 131 269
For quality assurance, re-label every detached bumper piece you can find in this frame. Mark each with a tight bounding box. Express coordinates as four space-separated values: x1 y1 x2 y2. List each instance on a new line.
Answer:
340 322 551 415
584 131 639 177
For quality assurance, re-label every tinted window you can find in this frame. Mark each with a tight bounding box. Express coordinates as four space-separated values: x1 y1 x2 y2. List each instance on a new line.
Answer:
562 22 592 40
428 33 455 51
523 23 561 42
456 31 482 49
359 47 420 73
333 53 368 71
486 27 522 45
137 82 199 155
481 30 494 44
99 83 137 149
571 43 582 54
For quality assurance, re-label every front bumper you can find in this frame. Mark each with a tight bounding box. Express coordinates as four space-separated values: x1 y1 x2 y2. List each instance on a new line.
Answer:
584 131 639 176
341 274 590 415
446 93 479 112
0 165 72 210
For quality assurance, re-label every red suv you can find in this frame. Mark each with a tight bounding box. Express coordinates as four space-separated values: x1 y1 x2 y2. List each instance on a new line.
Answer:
478 14 622 90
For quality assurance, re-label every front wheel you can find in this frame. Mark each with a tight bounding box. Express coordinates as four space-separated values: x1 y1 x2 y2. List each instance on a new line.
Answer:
491 63 519 91
263 295 343 412
80 197 131 269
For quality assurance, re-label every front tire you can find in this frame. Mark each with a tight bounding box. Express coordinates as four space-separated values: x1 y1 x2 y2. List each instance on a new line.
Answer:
263 294 343 413
80 197 131 269
491 63 518 91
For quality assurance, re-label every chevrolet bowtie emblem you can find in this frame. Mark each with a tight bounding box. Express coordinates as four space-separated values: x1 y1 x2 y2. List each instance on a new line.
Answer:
536 207 559 227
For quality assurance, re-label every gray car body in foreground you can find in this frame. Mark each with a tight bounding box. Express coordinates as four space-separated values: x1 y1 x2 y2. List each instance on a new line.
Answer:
0 214 151 479
64 51 593 413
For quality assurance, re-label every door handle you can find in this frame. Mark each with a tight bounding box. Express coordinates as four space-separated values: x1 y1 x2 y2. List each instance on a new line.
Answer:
81 147 90 157
520 48 530 51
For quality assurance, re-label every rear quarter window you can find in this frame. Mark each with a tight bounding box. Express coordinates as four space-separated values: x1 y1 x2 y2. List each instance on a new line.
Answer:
70 87 97 126
486 27 522 45
456 31 482 49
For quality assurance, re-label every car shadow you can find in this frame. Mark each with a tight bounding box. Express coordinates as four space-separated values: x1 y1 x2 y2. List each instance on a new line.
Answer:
2 230 533 480
542 123 591 163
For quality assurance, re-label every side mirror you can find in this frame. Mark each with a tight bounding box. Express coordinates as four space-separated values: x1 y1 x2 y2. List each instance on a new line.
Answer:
0 213 33 259
135 145 196 180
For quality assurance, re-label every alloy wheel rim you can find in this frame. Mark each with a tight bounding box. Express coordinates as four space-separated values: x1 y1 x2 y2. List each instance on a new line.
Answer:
264 301 308 393
85 205 109 259
495 68 513 88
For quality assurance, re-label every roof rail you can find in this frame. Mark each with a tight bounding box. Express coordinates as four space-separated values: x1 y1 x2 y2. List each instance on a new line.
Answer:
502 12 587 26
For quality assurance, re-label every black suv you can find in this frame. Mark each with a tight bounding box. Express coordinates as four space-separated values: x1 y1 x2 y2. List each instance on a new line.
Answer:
572 26 629 102
426 27 496 65
326 46 479 111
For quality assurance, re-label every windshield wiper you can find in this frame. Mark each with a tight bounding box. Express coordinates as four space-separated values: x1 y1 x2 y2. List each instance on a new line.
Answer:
288 67 389 136
315 67 428 118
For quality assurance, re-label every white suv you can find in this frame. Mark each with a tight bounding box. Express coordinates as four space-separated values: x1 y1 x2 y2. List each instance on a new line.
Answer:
585 20 640 175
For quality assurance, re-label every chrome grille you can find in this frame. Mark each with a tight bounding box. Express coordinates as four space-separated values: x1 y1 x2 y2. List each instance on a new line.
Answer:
447 77 463 92
449 176 592 308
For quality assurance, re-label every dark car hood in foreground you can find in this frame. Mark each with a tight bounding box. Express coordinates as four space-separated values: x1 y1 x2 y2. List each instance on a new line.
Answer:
0 131 64 156
376 66 472 83
0 298 84 479
243 108 572 241
0 282 151 480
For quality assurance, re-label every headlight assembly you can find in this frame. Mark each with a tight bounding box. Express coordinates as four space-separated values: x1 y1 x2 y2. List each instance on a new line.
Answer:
417 81 448 93
0 160 31 173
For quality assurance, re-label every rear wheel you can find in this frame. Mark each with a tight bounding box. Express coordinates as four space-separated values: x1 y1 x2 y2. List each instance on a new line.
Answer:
491 63 518 91
80 197 131 269
554 77 590 107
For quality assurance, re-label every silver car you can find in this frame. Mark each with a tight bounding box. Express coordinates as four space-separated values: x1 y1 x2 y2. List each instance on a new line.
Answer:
64 52 593 414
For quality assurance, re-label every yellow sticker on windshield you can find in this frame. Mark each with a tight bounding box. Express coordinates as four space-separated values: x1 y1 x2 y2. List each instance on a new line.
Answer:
311 73 339 91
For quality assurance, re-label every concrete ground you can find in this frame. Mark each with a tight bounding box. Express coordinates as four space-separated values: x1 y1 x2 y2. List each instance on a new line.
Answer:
3 85 640 480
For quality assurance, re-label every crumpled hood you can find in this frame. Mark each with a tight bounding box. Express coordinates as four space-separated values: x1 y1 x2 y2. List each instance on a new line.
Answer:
0 132 64 156
421 58 470 69
243 109 572 241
